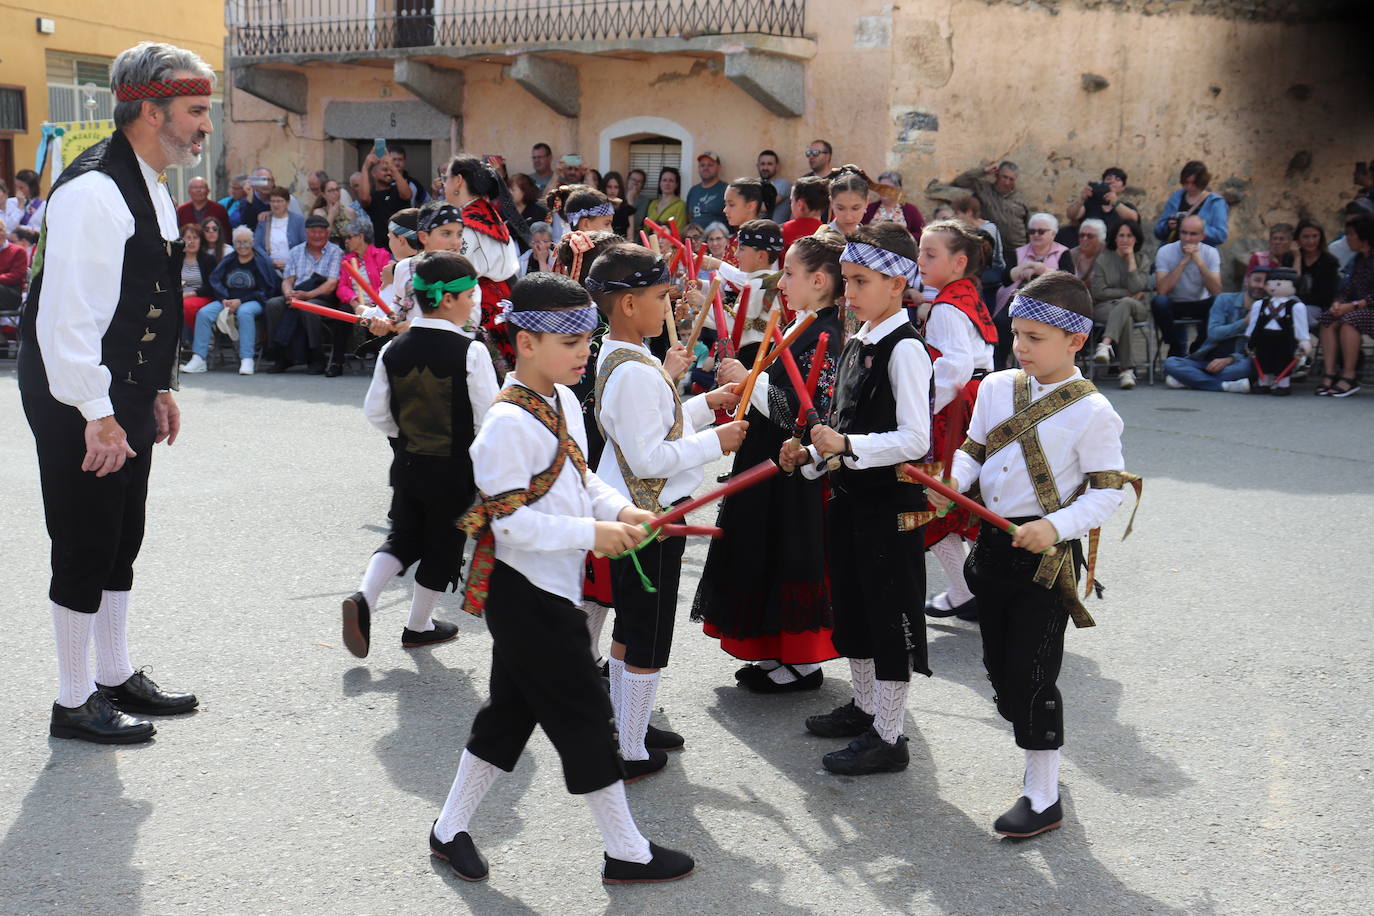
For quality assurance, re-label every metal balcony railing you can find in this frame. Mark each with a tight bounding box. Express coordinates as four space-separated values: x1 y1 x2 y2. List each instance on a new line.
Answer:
226 0 808 58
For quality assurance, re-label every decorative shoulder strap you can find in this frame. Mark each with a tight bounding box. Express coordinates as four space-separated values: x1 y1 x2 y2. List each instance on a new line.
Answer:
594 347 684 512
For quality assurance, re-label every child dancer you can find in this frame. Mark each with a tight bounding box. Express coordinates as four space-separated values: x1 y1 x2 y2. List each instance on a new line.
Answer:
701 219 785 365
1244 266 1310 395
695 229 845 691
432 272 694 884
914 220 998 621
546 184 616 234
949 270 1132 837
343 251 499 658
361 201 462 332
715 177 778 267
780 222 933 776
590 244 747 778
826 166 872 238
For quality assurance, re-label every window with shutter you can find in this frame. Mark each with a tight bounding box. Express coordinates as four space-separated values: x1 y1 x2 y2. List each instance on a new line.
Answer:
627 137 682 201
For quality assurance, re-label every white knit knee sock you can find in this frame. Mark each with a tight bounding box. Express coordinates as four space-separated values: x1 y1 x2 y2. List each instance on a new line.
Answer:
583 601 609 662
93 590 135 687
848 657 876 715
617 671 659 761
435 750 502 842
52 603 96 709
584 780 652 863
406 583 440 632
1024 749 1061 813
872 679 910 744
931 534 973 605
359 552 403 608
767 662 821 685
608 657 625 722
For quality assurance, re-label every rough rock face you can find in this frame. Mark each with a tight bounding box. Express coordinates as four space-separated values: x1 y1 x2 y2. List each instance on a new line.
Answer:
975 0 1364 20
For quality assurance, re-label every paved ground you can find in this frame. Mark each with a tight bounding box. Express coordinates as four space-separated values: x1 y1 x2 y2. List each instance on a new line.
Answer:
0 360 1369 915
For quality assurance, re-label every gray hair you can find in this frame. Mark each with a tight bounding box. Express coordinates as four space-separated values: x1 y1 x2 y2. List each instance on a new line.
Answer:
1078 218 1108 239
528 220 552 238
345 217 374 244
997 160 1020 174
231 226 255 244
111 42 216 129
703 221 730 239
877 170 903 188
1028 212 1059 234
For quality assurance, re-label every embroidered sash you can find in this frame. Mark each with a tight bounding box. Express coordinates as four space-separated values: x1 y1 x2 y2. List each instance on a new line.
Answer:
457 385 587 616
594 347 683 512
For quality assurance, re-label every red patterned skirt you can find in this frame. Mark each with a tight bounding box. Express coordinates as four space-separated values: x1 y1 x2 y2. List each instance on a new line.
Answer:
479 276 515 374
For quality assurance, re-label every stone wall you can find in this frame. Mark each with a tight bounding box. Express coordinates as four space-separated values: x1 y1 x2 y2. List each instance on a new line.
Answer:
972 0 1365 21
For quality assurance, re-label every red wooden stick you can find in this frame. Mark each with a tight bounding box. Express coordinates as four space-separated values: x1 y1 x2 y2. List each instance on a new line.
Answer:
796 331 828 427
711 281 733 357
659 524 723 538
648 460 781 531
667 217 681 240
290 298 360 324
770 324 819 429
730 285 752 353
341 258 393 318
899 463 1057 555
1273 356 1300 383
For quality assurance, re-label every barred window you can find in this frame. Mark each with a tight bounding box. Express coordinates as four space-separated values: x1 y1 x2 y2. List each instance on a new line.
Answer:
0 87 24 132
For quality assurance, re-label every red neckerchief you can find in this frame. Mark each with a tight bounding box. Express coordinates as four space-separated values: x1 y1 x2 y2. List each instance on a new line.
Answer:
930 277 998 345
462 198 510 244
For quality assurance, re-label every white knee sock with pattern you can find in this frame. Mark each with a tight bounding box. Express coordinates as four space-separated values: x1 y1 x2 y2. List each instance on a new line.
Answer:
406 583 440 632
617 671 659 761
608 657 625 722
583 601 609 662
584 780 652 863
435 750 502 842
848 657 876 715
931 534 973 606
359 552 403 608
1024 749 1061 813
768 662 821 685
93 590 135 687
52 603 96 709
872 679 910 744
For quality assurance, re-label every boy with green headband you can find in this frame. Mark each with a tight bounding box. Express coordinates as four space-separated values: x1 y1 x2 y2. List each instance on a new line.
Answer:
342 250 498 658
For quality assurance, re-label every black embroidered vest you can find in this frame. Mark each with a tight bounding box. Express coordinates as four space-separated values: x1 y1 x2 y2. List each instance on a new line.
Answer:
381 325 476 493
22 130 183 393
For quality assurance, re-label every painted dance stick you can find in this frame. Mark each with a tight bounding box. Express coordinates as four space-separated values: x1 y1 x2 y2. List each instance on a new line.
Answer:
341 258 393 318
681 274 722 362
729 285 752 353
796 332 829 429
659 524 722 538
647 460 781 532
1273 356 1300 383
755 312 818 374
899 463 1058 556
290 298 363 324
664 298 680 348
711 282 733 357
732 307 782 425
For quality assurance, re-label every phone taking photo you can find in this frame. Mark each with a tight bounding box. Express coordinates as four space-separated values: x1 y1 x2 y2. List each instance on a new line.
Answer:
373 137 387 158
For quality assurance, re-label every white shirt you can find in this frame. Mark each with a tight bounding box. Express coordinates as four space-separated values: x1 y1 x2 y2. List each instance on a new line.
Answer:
595 337 722 505
707 262 775 352
951 368 1125 541
35 153 178 421
1244 298 1309 345
927 302 995 414
460 227 519 283
363 316 498 437
802 310 932 478
268 216 291 263
5 197 45 233
473 377 631 603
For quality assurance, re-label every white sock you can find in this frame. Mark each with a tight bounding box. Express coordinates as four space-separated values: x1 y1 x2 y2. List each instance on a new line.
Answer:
1276 376 1291 389
359 552 403 608
1024 749 1061 813
767 662 820 685
93 590 136 687
617 671 659 761
848 657 876 715
583 601 609 662
584 781 652 863
754 659 781 672
435 750 502 842
51 603 96 708
608 657 625 722
873 679 910 744
931 534 973 606
406 583 440 632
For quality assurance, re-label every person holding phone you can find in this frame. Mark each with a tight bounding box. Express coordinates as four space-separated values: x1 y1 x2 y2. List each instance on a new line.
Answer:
355 140 415 245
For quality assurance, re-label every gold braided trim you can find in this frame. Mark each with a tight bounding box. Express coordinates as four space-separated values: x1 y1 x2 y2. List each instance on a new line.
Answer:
595 348 684 512
897 511 936 532
745 316 769 333
896 461 941 483
958 438 987 463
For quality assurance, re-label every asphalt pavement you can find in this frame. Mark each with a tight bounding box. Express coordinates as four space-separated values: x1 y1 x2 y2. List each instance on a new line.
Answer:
0 361 1369 915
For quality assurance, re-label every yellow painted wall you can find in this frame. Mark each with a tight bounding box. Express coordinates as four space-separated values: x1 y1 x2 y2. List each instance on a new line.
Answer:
0 0 223 186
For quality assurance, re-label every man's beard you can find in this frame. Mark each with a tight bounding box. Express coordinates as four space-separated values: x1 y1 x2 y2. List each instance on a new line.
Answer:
159 127 205 168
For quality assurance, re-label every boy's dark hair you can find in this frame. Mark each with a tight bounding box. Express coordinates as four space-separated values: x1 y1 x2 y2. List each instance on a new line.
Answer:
726 177 778 220
922 218 987 279
1101 166 1127 184
545 183 609 225
12 227 40 245
586 243 663 317
736 219 783 264
847 221 919 276
390 207 423 252
555 229 622 283
787 228 845 300
411 250 477 312
791 175 830 215
509 271 592 313
1018 270 1093 324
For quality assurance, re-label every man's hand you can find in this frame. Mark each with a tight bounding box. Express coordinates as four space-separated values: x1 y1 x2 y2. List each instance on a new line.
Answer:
366 317 395 337
1204 356 1234 374
663 345 692 380
83 416 136 477
779 438 809 471
810 424 845 458
705 382 741 411
1011 518 1059 554
595 520 648 557
225 299 240 312
1103 189 1118 207
715 357 748 385
715 420 749 452
154 392 180 445
618 506 658 528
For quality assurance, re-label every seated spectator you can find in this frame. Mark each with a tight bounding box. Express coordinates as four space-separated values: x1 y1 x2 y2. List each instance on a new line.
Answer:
312 176 359 247
1152 214 1222 355
1293 218 1341 322
601 171 638 238
1089 220 1152 389
177 177 230 228
219 173 250 226
246 168 303 225
265 215 347 376
703 221 730 262
201 216 230 262
518 221 556 276
4 169 45 234
1154 160 1229 247
1070 219 1106 283
931 203 956 222
953 159 1030 250
1326 202 1371 270
1065 167 1140 245
183 227 278 376
1163 267 1267 393
1316 213 1374 398
682 222 704 245
863 170 925 236
176 222 220 333
0 222 26 312
647 166 689 233
254 186 305 272
1248 223 1295 272
994 211 1073 366
336 218 392 314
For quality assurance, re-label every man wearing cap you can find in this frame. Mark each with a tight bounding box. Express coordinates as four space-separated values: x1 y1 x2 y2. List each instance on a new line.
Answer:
18 41 213 744
558 154 587 187
688 151 727 229
264 213 347 376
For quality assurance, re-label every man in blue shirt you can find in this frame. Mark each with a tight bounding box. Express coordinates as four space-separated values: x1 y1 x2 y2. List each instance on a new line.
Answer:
1163 267 1266 392
264 215 347 375
687 152 727 228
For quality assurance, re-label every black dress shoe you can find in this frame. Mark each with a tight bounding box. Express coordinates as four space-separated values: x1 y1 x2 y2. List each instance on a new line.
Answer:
402 618 459 649
804 699 875 738
955 600 980 623
645 724 684 750
266 360 291 374
429 822 489 881
307 361 327 375
1271 386 1292 397
324 363 343 378
623 748 668 783
51 692 156 744
603 842 695 884
994 796 1063 838
821 728 910 775
342 592 371 658
97 669 198 715
735 663 766 683
743 665 824 694
926 594 978 619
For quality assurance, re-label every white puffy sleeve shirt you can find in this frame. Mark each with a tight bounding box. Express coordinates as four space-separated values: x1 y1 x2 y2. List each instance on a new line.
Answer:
363 317 500 437
926 302 995 414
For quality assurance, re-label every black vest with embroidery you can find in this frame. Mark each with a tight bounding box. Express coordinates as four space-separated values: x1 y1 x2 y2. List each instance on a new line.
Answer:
381 325 476 492
21 130 183 393
1255 297 1296 343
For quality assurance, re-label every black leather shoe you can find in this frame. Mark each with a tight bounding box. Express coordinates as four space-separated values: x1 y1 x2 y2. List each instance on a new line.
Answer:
821 728 909 775
955 599 980 623
645 724 684 750
429 822 489 881
307 361 327 375
743 665 824 694
1271 386 1292 397
603 842 695 884
324 363 343 378
51 692 155 744
342 592 371 658
266 360 291 374
623 748 668 783
994 796 1063 838
402 618 459 649
926 593 977 619
804 699 874 738
735 663 767 683
97 669 197 715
